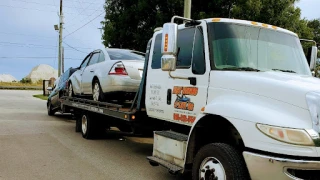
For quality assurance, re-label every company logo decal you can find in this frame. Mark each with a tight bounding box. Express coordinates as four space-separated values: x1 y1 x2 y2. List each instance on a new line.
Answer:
172 86 198 124
173 86 198 111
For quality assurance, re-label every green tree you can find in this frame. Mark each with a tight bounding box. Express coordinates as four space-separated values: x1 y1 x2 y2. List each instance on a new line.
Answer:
101 0 314 52
307 19 320 57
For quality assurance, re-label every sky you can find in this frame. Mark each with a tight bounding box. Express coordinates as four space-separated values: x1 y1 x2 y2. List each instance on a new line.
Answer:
0 0 319 80
0 0 105 80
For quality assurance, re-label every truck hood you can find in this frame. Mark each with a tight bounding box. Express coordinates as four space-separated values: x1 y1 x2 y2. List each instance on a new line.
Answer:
211 71 320 109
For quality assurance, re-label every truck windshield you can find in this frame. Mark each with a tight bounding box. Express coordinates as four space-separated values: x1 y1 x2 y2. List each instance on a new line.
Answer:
208 22 311 75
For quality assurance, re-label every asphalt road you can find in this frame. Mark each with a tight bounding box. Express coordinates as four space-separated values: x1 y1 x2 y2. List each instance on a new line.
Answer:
0 90 188 180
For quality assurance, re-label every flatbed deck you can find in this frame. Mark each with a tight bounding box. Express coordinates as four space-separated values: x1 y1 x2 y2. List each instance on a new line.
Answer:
60 96 145 121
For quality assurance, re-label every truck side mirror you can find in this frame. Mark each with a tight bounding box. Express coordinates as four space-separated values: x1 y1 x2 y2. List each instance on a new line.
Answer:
161 23 178 71
307 46 318 72
47 87 53 91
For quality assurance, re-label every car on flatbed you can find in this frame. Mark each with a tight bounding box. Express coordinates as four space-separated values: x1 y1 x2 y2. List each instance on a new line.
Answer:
68 48 145 102
47 67 77 115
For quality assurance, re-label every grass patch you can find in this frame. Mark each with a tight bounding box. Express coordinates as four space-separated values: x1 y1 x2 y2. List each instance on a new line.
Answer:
33 94 48 100
0 82 42 87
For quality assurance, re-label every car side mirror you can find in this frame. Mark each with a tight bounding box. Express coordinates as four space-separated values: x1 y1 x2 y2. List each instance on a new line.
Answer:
47 87 53 91
161 23 178 71
307 46 318 73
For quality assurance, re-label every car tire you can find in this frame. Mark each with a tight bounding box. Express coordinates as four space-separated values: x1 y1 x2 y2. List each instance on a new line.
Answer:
192 143 249 180
68 82 74 98
92 80 104 101
47 101 55 116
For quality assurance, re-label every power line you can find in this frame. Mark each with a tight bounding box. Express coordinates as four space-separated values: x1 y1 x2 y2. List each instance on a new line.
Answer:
63 41 91 54
64 3 104 28
63 0 101 4
0 4 103 15
0 57 82 60
0 32 55 39
0 31 98 43
63 12 104 39
9 0 104 11
0 41 94 49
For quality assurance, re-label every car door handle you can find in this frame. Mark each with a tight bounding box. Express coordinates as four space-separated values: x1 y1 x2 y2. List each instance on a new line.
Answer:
90 70 94 72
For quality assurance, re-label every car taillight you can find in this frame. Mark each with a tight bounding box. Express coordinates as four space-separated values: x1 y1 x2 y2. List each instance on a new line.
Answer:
109 63 128 75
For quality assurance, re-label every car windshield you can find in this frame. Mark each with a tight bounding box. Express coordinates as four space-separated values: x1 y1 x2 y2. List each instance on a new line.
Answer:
208 22 311 75
107 49 145 60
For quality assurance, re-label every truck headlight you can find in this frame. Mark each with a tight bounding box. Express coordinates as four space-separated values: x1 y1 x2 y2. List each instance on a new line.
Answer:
306 92 320 132
257 124 314 146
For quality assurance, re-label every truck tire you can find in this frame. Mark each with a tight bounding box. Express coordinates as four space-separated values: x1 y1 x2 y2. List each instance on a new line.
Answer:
81 113 105 139
75 116 81 133
192 143 249 180
47 102 55 116
81 113 95 139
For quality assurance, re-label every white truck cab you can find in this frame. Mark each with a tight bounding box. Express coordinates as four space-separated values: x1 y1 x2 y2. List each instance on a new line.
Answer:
146 16 320 179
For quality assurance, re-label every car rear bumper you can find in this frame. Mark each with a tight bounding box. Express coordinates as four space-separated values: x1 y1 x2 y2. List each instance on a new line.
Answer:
243 151 320 180
101 75 141 93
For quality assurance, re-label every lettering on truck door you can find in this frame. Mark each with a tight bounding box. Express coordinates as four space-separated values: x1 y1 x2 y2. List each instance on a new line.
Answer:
146 22 210 126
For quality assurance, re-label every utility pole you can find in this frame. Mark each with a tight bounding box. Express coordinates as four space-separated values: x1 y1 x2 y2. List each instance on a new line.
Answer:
62 46 64 73
183 0 191 19
58 0 64 77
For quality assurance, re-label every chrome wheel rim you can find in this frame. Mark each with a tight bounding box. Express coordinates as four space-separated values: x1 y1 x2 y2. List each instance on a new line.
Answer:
93 83 100 101
81 115 87 134
199 157 226 180
68 84 73 97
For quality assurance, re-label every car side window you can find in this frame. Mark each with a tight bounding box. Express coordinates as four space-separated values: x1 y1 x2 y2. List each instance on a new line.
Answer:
192 27 206 74
176 27 195 68
80 55 91 70
88 53 100 66
98 52 105 63
151 34 162 69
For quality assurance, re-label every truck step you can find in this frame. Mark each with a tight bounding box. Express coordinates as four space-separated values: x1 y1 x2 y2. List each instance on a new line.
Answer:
147 156 183 174
154 131 188 141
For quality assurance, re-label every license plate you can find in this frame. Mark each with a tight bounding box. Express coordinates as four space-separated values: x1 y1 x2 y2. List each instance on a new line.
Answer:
139 70 143 77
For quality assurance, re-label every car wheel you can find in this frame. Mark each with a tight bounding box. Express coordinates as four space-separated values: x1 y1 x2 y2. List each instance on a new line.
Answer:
92 80 104 101
68 82 74 98
47 101 54 116
192 143 249 180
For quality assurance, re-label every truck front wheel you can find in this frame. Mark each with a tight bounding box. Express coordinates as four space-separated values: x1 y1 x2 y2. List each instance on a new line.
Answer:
192 143 249 180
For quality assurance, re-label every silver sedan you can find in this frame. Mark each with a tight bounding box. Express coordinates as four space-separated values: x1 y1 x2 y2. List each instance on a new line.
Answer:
68 48 145 102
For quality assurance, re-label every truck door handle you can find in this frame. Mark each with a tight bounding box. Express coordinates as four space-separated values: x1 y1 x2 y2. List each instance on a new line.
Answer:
167 89 172 105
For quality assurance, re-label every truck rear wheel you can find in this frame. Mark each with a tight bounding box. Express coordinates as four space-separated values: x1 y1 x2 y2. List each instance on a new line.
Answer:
81 113 96 139
192 143 249 180
81 113 106 139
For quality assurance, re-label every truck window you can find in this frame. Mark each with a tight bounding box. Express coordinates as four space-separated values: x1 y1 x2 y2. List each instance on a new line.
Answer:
151 27 202 71
192 27 206 74
151 34 162 69
176 27 195 68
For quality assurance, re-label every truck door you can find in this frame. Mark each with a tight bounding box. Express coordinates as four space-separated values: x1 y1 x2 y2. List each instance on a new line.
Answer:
146 22 209 126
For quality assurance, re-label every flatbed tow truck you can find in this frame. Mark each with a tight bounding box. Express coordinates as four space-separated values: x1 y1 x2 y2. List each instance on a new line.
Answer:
59 16 320 179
